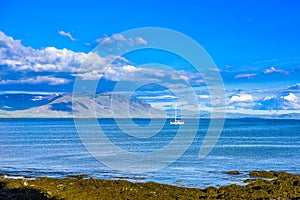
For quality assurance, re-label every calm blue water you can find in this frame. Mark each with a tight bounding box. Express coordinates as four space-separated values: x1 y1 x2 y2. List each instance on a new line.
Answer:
0 118 300 188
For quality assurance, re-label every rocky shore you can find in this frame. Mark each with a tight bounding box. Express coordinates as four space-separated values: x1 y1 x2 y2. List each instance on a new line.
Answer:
1 171 300 200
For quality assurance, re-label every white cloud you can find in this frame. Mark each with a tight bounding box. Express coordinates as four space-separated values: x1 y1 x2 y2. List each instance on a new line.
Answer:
0 31 215 93
255 92 300 110
264 66 288 74
0 31 124 74
96 34 147 46
72 70 103 80
105 65 189 84
111 34 127 42
58 30 77 41
139 95 176 100
0 31 193 89
226 92 300 111
83 42 91 46
226 93 254 110
0 76 70 85
229 94 253 103
96 34 126 44
234 73 257 79
208 68 222 72
199 95 210 99
136 37 148 45
262 95 275 101
282 93 298 102
288 83 300 92
72 62 191 89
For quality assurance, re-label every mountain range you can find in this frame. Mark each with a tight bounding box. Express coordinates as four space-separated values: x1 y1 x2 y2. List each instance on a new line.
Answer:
0 93 164 118
1 93 300 119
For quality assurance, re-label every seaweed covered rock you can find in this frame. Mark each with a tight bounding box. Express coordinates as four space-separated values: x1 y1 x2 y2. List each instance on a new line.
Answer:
0 171 300 200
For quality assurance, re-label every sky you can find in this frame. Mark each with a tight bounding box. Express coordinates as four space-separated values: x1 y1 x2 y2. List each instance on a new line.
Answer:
1 0 300 116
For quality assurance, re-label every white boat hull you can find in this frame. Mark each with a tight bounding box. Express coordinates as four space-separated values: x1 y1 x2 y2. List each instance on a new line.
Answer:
170 120 184 125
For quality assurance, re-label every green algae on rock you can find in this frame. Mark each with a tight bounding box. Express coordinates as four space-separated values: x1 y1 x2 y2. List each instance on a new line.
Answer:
0 171 300 200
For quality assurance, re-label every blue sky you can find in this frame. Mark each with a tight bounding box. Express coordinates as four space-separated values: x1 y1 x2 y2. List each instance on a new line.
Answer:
1 0 300 116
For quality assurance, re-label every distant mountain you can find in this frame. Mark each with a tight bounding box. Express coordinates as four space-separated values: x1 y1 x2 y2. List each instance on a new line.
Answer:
1 93 299 119
0 93 165 118
225 112 300 119
0 93 62 111
275 113 300 119
254 93 300 110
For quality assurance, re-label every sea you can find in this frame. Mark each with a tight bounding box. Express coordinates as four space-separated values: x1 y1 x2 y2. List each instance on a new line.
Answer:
0 118 300 188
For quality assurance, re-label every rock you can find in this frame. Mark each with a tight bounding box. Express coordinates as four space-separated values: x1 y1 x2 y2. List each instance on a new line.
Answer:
225 171 241 175
0 171 299 199
67 174 88 179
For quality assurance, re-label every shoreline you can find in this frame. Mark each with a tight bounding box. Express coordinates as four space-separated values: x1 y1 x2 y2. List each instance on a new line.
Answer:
1 171 300 199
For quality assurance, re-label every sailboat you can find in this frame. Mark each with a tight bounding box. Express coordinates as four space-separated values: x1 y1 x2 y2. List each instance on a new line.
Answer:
170 105 184 125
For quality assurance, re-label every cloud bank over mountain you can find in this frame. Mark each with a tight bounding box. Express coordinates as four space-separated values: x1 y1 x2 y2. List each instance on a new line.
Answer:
0 31 299 118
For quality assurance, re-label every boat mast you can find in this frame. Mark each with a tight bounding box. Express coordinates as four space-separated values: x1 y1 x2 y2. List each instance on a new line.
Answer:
174 105 177 121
